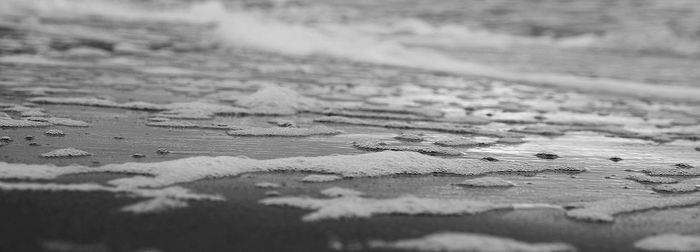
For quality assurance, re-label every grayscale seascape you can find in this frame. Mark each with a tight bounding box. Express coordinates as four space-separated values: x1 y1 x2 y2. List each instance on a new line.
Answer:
1 0 699 251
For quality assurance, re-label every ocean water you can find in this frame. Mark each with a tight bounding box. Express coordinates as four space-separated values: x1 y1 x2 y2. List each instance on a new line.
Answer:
1 1 700 251
2 0 700 101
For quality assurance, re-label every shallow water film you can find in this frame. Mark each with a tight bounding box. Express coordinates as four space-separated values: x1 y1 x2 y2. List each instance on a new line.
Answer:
1 0 700 251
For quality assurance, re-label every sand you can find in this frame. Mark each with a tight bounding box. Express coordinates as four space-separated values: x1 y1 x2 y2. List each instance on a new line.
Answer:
0 2 699 251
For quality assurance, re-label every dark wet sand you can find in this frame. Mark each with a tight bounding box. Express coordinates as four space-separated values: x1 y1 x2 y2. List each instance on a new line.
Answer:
2 172 700 252
1 99 700 251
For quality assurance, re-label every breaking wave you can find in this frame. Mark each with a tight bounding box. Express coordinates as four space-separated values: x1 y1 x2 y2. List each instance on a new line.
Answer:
355 18 700 57
3 0 700 102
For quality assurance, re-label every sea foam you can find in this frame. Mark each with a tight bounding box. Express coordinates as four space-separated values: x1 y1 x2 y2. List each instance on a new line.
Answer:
3 0 700 102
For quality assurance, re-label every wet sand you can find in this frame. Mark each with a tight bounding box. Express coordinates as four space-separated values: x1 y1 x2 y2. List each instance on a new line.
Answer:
1 2 700 250
2 62 700 251
1 172 699 252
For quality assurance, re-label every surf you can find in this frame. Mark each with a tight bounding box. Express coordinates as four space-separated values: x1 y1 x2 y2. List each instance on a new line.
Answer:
3 0 700 102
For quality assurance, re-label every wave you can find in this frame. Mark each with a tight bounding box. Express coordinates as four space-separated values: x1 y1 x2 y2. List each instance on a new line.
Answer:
0 0 213 22
346 18 700 57
3 0 700 102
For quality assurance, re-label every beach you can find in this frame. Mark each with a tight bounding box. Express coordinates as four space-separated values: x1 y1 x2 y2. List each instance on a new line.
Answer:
1 0 700 251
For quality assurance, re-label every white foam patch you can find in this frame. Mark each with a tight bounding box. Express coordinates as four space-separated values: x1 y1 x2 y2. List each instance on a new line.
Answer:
28 97 167 111
565 197 700 222
0 162 87 180
260 195 561 222
255 182 282 188
455 177 516 187
44 129 65 136
0 181 223 213
40 148 92 158
626 174 679 184
434 137 492 147
0 181 112 192
643 167 700 177
40 118 90 127
352 140 463 156
0 117 52 127
352 105 445 118
394 132 425 142
367 232 576 252
315 116 524 139
235 85 322 115
652 183 699 193
152 102 245 120
497 137 527 144
2 104 47 117
0 0 212 23
227 126 343 137
145 119 242 130
320 187 364 198
29 97 251 120
63 47 110 58
267 119 297 128
0 55 84 67
511 126 566 136
28 90 317 120
0 182 222 200
0 151 585 188
10 87 92 96
264 190 281 197
634 234 700 251
121 197 189 214
513 124 683 143
310 108 444 122
301 174 342 183
146 120 201 128
138 67 201 76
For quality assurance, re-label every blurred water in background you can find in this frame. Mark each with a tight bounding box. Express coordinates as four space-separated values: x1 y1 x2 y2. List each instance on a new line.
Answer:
321 0 700 87
2 0 700 92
